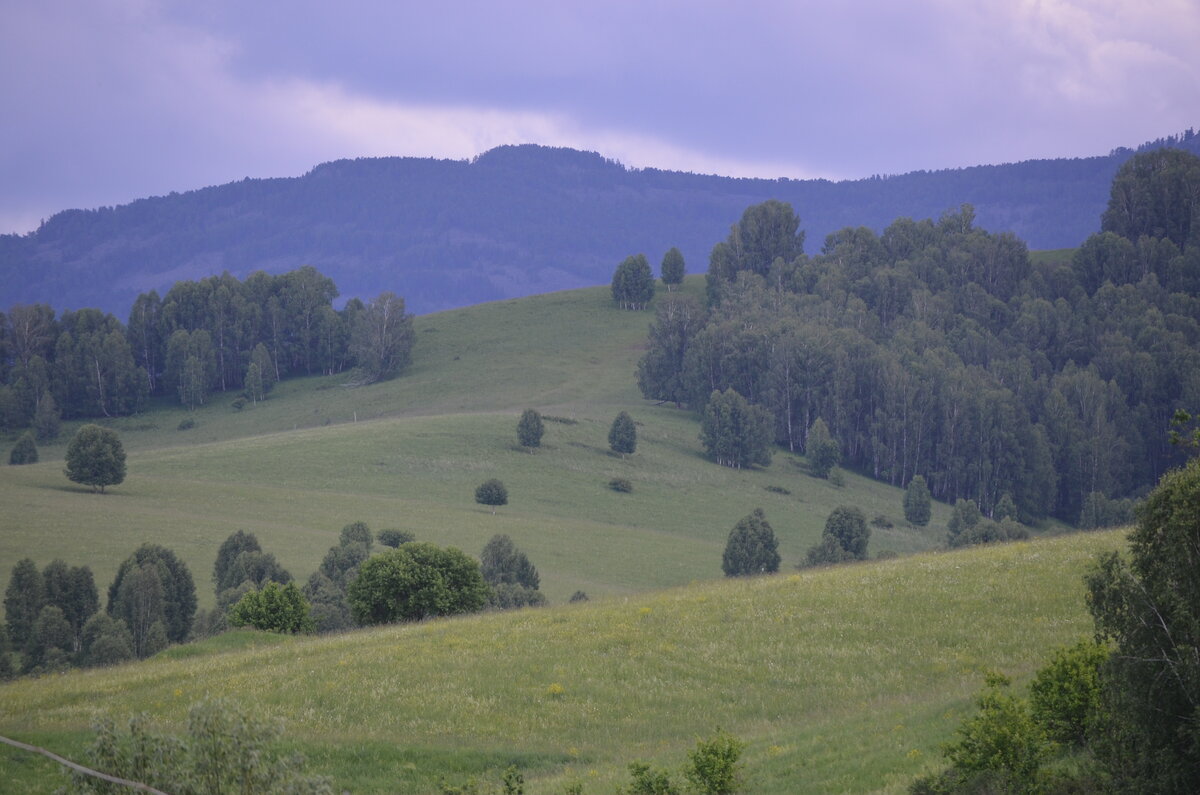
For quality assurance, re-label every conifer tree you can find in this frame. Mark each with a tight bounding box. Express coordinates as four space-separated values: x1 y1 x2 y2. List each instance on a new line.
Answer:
903 475 932 526
517 408 544 451
722 509 781 576
608 411 637 457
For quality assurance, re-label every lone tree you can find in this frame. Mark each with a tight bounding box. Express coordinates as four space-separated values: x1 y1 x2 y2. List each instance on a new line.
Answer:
903 475 932 526
347 543 490 625
805 418 840 479
722 509 781 577
517 408 544 451
612 254 656 310
8 431 37 465
661 247 686 291
608 411 637 457
64 423 126 492
700 388 774 469
805 505 870 566
480 534 545 609
475 479 508 514
1085 456 1200 790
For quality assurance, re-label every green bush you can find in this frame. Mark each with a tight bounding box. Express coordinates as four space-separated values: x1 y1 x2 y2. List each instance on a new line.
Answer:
177 417 195 431
377 529 415 547
609 477 633 493
8 431 37 465
1028 640 1109 747
626 762 679 795
685 728 745 795
228 581 315 634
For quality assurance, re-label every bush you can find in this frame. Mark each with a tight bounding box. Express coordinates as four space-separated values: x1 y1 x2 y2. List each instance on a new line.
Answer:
517 408 544 450
64 699 332 794
805 505 870 566
764 485 791 495
871 514 894 528
8 431 37 465
626 762 679 795
569 590 589 603
378 529 415 547
230 397 246 411
177 417 195 431
1028 640 1109 747
228 582 314 634
685 728 745 795
609 477 633 493
347 543 489 625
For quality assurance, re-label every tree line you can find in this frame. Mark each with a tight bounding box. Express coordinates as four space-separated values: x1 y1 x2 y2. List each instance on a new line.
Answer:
0 266 414 434
638 149 1200 525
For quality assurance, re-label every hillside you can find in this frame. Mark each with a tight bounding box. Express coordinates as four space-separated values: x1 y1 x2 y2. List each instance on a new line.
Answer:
2 131 1197 317
0 530 1126 793
0 279 955 609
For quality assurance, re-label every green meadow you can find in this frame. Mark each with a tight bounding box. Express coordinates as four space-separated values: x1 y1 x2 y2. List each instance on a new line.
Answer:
0 279 952 607
0 277 1109 792
1 531 1123 793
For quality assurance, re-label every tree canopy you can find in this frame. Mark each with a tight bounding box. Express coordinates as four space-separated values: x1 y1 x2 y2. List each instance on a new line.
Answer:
517 408 544 450
699 388 773 469
475 479 508 514
612 254 655 310
721 508 781 577
347 543 490 625
64 423 126 492
608 411 637 456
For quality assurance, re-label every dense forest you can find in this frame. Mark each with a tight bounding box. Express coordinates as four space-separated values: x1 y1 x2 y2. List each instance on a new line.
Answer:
0 267 412 431
638 148 1200 525
1 132 1197 318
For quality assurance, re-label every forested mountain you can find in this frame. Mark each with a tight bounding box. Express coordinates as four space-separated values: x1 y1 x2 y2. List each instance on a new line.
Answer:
2 131 1197 316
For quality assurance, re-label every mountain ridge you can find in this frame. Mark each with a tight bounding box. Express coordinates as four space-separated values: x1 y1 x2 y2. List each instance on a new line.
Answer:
2 131 1197 316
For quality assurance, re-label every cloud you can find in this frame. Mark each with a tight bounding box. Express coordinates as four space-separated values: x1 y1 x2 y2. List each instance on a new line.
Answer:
2 0 1198 233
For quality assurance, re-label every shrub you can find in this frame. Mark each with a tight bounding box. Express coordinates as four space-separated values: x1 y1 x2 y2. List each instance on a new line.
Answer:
8 431 37 465
626 762 679 795
177 417 195 431
231 396 246 411
517 408 544 450
609 477 633 493
805 505 870 566
871 514 894 528
228 582 314 634
685 728 745 795
569 590 589 603
64 699 332 794
347 543 489 625
378 529 415 547
1028 640 1109 747
764 485 791 495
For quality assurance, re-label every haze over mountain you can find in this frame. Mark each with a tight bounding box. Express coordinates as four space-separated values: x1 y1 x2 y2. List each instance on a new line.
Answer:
2 131 1197 316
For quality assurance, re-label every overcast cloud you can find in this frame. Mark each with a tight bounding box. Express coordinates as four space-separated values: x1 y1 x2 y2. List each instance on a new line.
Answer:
1 0 1197 234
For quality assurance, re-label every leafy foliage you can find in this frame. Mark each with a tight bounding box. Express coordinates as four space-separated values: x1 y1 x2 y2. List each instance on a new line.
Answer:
229 581 314 634
347 543 489 625
805 418 840 478
904 475 932 526
8 430 37 464
475 479 509 513
517 408 544 450
349 291 415 382
612 254 656 310
377 529 415 548
107 543 196 653
660 247 686 290
63 699 332 794
1085 456 1200 791
699 388 773 469
721 509 781 577
684 728 745 795
64 423 126 492
626 762 679 795
609 410 637 456
1028 640 1108 748
806 505 870 566
480 534 540 590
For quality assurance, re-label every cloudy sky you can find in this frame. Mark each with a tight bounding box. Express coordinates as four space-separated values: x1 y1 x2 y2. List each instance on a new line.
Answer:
2 0 1197 234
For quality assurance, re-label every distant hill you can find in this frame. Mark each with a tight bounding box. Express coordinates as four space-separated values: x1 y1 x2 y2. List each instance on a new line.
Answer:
2 130 1197 316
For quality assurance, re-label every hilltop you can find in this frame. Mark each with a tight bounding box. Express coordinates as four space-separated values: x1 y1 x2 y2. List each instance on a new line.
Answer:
2 131 1197 317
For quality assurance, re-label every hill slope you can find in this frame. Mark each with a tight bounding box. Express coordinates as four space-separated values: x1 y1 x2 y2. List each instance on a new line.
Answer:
0 280 953 608
0 530 1125 793
3 132 1197 316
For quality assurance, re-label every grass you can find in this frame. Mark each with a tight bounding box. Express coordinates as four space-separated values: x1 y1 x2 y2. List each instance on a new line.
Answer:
0 530 1125 793
0 278 955 608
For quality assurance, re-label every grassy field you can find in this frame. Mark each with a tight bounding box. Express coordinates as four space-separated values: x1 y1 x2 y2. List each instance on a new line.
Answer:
1 279 953 607
0 530 1124 793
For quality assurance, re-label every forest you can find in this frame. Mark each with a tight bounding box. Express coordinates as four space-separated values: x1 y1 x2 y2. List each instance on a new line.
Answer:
1 131 1197 320
0 267 412 432
638 148 1200 525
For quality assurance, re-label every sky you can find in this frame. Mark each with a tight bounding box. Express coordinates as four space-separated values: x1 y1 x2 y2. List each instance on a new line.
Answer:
2 0 1198 235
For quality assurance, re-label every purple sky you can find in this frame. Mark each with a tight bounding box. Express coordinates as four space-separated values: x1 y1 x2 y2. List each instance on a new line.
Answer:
2 0 1198 234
